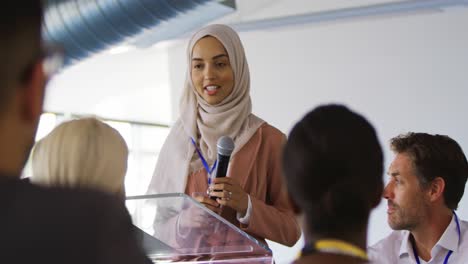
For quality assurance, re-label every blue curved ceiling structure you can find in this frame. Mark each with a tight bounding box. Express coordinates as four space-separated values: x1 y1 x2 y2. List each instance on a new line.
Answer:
42 0 235 66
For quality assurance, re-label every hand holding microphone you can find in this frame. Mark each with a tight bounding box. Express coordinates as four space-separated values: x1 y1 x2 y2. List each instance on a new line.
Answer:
209 136 249 216
193 136 234 213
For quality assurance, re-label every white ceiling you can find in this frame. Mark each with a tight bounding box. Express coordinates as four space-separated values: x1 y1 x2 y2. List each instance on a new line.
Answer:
221 0 406 22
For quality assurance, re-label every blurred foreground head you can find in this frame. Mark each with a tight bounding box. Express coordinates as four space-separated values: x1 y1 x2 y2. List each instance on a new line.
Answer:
283 104 383 238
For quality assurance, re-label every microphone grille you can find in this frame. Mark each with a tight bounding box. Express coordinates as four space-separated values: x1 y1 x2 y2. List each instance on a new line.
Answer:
217 136 235 156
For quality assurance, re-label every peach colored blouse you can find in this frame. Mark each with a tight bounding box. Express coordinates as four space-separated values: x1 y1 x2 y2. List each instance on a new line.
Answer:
185 123 301 246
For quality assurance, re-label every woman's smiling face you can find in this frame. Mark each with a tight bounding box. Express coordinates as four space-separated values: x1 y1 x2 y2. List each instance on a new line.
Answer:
191 36 234 105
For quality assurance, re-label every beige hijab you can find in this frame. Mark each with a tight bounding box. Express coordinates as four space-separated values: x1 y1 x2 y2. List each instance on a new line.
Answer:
147 24 264 194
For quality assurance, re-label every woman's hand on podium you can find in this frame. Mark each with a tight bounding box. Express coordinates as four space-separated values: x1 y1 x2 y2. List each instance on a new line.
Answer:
192 192 221 214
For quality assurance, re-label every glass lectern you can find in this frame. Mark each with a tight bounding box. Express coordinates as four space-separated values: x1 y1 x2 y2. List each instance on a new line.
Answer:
126 193 273 264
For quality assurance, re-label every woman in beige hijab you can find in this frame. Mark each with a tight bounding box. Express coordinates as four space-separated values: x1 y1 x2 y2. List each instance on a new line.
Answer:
147 24 300 246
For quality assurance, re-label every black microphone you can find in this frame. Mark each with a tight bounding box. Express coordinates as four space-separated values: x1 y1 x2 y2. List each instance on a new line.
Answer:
213 136 235 179
210 136 234 200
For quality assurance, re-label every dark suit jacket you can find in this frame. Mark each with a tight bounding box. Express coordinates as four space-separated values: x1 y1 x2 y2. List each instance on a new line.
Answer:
0 175 151 264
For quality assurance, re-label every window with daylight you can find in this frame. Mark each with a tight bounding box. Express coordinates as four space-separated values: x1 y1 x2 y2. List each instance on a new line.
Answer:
23 112 169 196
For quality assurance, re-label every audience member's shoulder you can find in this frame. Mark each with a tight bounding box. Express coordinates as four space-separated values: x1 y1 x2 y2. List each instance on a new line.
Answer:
368 230 407 262
370 230 406 249
459 217 468 242
0 179 148 263
12 179 126 216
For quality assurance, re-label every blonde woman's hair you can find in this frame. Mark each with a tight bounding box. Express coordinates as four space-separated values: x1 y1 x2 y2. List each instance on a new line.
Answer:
31 117 128 195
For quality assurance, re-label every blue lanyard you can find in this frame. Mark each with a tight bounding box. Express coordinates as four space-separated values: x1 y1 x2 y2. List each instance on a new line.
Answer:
411 212 461 264
191 137 217 184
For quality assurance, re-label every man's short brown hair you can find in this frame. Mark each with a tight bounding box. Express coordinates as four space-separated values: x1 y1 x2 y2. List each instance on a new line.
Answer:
391 132 468 210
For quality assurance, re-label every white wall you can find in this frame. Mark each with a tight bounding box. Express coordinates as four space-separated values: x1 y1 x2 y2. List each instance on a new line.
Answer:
45 45 173 125
167 7 468 263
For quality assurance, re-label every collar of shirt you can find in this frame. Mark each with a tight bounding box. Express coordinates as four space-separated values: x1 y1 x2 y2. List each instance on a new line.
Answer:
399 230 411 258
399 214 459 259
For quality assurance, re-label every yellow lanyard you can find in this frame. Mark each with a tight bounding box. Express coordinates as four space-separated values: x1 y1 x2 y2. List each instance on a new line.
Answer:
314 239 368 260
